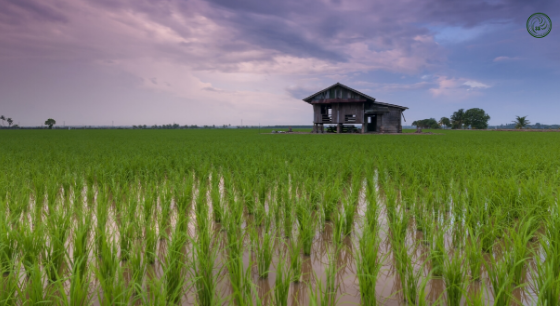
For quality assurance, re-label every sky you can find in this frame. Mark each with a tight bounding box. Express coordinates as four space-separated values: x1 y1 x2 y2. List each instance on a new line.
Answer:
0 0 559 127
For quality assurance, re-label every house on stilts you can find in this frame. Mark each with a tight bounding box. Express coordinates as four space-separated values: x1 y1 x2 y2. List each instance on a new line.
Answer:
302 83 408 133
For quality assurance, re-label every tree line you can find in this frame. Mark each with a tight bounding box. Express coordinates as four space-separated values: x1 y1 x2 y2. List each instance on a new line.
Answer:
413 108 491 129
0 116 57 129
412 109 543 130
0 115 16 128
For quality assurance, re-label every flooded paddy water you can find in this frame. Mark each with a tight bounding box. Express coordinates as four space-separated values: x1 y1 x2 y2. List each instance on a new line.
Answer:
0 176 546 306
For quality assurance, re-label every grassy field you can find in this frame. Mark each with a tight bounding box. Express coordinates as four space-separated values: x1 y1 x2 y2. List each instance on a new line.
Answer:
1 129 560 305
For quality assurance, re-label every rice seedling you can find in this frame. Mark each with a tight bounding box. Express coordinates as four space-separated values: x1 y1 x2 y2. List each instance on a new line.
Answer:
19 221 44 277
331 210 344 250
429 222 446 277
273 256 291 306
295 196 316 256
128 244 146 302
95 236 133 306
322 247 339 306
18 261 56 306
356 227 382 305
164 225 188 305
145 223 158 265
68 264 92 306
465 278 488 306
253 229 275 278
210 178 223 223
0 217 17 275
44 205 71 282
289 237 302 282
322 182 340 222
507 216 537 286
342 190 358 236
0 262 20 306
417 271 432 306
442 250 466 306
191 207 220 306
532 251 560 306
486 252 514 306
466 229 483 281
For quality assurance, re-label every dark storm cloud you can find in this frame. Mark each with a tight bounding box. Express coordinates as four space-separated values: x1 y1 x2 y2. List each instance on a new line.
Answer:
1 0 559 126
201 0 559 63
0 0 68 25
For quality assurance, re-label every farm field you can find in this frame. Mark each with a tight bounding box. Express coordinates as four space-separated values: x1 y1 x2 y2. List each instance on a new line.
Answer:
1 129 560 306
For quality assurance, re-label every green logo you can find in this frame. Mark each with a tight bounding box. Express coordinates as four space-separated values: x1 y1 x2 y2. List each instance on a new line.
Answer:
527 13 552 38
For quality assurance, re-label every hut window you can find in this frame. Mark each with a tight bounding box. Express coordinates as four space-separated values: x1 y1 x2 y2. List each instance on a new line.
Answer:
345 114 357 122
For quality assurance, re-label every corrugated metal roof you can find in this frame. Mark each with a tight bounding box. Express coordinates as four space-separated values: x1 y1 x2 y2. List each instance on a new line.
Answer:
302 82 375 102
373 101 408 110
302 82 408 110
303 82 408 110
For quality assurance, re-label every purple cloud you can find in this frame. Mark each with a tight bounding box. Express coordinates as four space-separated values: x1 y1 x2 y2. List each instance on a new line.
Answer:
0 0 559 126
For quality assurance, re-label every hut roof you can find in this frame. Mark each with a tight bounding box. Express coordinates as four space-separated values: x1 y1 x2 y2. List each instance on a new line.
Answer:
302 82 408 110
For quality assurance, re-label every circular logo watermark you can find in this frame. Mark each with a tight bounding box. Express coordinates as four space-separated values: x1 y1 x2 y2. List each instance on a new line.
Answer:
527 13 552 38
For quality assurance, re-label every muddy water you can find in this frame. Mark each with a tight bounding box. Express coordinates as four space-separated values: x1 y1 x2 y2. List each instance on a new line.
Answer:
5 179 544 306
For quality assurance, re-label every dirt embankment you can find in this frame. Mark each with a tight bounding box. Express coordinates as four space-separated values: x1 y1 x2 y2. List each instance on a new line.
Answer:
266 132 442 135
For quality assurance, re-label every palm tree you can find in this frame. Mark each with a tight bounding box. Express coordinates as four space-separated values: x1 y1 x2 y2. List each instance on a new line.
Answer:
450 109 466 129
0 115 5 127
45 118 56 129
512 116 530 129
438 117 451 129
6 118 13 128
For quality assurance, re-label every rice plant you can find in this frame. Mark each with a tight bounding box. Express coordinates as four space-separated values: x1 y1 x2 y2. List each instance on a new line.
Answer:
253 229 275 278
289 237 302 282
273 256 291 306
442 250 466 306
356 227 382 305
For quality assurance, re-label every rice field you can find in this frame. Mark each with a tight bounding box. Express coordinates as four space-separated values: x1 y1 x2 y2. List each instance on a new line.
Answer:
1 129 560 306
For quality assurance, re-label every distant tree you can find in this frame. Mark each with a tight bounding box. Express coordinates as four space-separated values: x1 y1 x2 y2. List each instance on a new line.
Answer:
450 109 466 129
513 116 530 129
464 108 490 129
413 118 440 129
0 115 5 127
45 118 56 129
438 117 451 129
6 118 13 128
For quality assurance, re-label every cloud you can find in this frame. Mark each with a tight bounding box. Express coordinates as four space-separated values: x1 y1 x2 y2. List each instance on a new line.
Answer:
493 56 520 62
463 80 490 89
201 86 234 94
429 76 490 98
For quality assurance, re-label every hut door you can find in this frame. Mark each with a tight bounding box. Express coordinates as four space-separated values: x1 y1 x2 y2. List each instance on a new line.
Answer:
367 115 377 132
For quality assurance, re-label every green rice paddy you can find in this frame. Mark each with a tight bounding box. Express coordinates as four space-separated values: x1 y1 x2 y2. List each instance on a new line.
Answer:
1 129 559 305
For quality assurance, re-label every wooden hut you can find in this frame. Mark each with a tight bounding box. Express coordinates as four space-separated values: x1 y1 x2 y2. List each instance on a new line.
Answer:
302 83 408 133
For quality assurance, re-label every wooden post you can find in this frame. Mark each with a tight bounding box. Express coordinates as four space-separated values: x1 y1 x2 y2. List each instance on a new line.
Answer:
337 123 341 134
362 123 366 134
320 124 324 133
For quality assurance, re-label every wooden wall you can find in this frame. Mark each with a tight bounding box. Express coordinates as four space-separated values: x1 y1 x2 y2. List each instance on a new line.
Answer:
313 103 364 124
311 100 404 133
379 107 402 133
